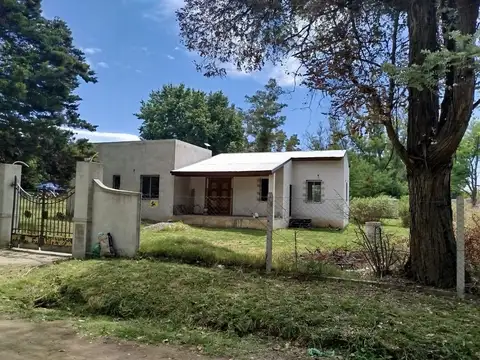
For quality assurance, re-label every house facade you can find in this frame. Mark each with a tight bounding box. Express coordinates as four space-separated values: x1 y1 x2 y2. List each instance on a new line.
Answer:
96 140 349 229
171 150 349 229
95 140 212 221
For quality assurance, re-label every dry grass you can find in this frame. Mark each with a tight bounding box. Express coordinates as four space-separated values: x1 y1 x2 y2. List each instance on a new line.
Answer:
139 220 407 272
0 260 479 359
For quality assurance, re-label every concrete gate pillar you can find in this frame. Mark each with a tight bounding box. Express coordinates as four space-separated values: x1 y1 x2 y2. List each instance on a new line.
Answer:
72 161 103 258
0 164 22 248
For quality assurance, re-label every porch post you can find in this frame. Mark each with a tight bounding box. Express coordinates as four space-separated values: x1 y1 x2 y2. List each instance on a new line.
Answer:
268 172 276 223
0 164 22 248
72 161 103 258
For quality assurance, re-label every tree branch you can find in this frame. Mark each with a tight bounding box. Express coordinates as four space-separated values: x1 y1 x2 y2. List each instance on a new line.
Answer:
473 98 480 110
383 119 408 165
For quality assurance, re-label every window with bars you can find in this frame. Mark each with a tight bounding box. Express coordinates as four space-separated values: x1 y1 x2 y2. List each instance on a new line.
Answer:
141 175 160 199
306 181 322 203
260 178 269 201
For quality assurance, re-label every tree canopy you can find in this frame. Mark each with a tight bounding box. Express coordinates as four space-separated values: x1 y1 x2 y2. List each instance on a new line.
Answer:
452 119 480 204
0 0 97 187
306 119 407 198
178 0 480 287
137 84 245 154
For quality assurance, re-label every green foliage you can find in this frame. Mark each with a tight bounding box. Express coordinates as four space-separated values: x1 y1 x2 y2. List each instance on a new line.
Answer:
306 120 408 198
137 84 245 154
349 196 398 224
452 119 480 203
0 0 97 188
398 196 410 228
244 78 287 152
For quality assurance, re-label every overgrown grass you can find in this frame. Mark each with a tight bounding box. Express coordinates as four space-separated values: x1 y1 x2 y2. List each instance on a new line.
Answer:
139 220 407 275
1 260 479 359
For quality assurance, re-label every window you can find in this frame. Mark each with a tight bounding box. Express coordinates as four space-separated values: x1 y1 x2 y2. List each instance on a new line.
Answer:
346 181 349 200
260 178 269 201
141 175 160 199
307 181 322 203
112 175 121 190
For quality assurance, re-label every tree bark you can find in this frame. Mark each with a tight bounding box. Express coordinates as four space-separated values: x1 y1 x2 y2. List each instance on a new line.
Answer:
407 163 457 287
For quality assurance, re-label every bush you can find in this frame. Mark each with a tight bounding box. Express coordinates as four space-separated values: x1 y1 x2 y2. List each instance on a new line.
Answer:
354 223 408 277
349 196 398 224
465 213 480 270
398 196 410 228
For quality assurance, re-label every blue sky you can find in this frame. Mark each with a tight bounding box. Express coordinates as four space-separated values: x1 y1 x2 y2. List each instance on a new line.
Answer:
42 0 330 144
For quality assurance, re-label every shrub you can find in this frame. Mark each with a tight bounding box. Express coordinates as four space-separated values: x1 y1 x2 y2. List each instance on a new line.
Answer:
354 223 408 277
398 196 410 228
465 213 480 270
349 196 398 224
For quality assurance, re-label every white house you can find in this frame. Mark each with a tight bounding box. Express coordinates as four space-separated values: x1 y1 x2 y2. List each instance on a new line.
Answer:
171 150 349 229
95 139 212 221
96 140 349 230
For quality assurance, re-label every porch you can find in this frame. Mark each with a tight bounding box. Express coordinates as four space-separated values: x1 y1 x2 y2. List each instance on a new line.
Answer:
171 165 292 230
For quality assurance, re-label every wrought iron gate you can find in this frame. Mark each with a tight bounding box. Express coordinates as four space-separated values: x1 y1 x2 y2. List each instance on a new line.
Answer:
11 177 75 253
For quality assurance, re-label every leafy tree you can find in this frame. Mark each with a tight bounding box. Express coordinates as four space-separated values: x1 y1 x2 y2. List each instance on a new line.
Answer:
137 84 245 154
285 134 300 151
0 0 97 188
306 121 407 198
273 130 300 151
244 79 287 152
452 119 480 204
178 0 480 286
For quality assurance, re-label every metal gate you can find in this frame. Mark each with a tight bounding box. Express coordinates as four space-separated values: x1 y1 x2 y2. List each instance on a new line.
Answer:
11 177 75 253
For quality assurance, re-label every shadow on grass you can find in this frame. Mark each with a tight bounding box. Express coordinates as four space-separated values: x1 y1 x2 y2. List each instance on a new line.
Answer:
140 236 265 269
183 226 266 237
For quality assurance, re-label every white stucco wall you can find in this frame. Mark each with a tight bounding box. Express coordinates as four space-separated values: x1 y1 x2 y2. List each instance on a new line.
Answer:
96 140 211 222
291 159 348 228
343 153 350 227
174 140 212 168
91 179 141 257
233 177 267 216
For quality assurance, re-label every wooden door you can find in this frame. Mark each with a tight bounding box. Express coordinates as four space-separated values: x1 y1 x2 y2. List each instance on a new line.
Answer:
207 178 231 215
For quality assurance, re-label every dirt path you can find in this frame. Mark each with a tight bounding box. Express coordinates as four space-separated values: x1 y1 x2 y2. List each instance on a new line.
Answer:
0 320 224 360
0 250 68 266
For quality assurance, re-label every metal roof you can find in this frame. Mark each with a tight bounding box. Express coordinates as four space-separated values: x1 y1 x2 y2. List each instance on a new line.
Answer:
171 150 346 176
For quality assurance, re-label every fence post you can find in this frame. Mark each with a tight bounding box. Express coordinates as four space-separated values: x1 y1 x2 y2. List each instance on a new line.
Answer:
265 192 273 273
456 195 465 299
0 164 22 248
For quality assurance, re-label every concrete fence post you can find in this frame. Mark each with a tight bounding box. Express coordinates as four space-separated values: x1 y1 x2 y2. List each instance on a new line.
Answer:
365 221 382 243
0 164 22 248
72 161 103 259
265 192 273 273
456 195 465 299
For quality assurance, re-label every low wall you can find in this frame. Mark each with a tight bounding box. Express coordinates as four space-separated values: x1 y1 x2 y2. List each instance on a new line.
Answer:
172 215 288 230
91 179 141 257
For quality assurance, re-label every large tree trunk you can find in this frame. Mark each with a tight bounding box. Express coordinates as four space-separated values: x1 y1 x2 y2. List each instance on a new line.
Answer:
405 0 478 288
408 163 457 287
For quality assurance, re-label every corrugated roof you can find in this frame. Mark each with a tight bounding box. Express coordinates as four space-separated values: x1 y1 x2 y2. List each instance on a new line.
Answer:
171 150 346 175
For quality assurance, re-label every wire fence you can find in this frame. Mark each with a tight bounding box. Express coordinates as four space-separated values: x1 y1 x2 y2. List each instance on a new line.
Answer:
146 194 476 296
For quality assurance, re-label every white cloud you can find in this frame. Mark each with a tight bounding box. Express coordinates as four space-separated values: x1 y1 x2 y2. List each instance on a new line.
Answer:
83 47 102 55
264 57 303 87
167 54 175 60
223 62 250 78
135 69 143 73
97 62 109 69
143 0 184 21
174 46 180 51
70 129 140 143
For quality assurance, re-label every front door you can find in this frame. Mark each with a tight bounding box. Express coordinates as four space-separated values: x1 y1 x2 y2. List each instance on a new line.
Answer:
206 178 231 215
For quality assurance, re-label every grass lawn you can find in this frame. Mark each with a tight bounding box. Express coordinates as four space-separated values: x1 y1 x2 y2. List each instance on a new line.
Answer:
139 219 408 272
0 259 478 359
